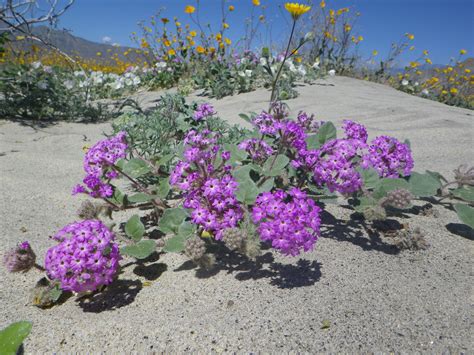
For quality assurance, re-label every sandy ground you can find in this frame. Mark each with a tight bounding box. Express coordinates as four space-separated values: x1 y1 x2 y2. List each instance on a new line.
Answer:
0 76 472 353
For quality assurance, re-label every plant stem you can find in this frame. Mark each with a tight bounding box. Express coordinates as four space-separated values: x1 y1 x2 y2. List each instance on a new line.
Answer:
269 19 297 108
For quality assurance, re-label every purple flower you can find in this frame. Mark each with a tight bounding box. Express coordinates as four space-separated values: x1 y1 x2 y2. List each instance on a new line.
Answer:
74 132 127 199
238 138 274 163
171 130 243 239
362 136 414 178
45 220 121 293
193 103 216 121
252 188 321 256
343 120 368 143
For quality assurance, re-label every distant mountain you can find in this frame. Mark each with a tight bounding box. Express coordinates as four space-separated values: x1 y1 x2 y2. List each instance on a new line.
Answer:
7 26 142 63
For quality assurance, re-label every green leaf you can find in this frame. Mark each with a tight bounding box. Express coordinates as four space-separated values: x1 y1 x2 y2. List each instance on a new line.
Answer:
0 321 32 355
408 172 441 197
359 168 380 190
49 284 63 302
353 196 378 213
177 221 196 238
125 215 145 242
156 179 171 199
259 178 275 193
236 178 260 205
128 193 156 203
238 113 252 123
306 134 320 149
373 178 410 199
451 187 474 202
316 122 337 145
163 235 186 253
157 153 174 167
224 143 248 164
120 240 156 259
233 165 253 183
321 319 331 330
158 208 188 234
109 188 126 206
454 204 474 229
426 170 447 183
122 158 151 178
263 155 290 177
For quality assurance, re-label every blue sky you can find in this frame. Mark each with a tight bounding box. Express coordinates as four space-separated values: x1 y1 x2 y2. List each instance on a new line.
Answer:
57 0 473 65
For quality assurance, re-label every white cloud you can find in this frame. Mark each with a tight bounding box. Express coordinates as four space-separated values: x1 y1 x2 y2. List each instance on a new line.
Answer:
102 36 112 43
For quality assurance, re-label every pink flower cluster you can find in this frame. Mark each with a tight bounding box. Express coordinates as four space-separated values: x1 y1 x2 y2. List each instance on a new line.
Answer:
252 188 321 256
362 136 414 178
238 138 274 163
193 103 216 121
72 132 127 198
170 130 243 239
45 220 121 293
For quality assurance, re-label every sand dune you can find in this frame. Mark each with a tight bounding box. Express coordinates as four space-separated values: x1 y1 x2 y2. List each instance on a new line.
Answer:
0 76 472 352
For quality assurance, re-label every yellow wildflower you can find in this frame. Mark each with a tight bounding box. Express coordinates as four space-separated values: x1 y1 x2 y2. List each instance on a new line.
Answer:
164 39 171 47
447 66 453 72
161 18 169 24
168 49 176 56
441 90 448 95
465 69 471 74
410 61 419 68
405 33 415 40
295 57 302 63
450 87 458 94
358 35 363 41
223 22 229 29
196 45 206 54
423 49 429 56
96 52 102 56
224 38 232 45
259 15 265 22
185 5 195 14
215 33 222 41
344 24 352 32
460 49 467 55
190 30 197 37
284 2 312 20
320 0 326 8
372 50 378 56
252 0 260 6
229 5 235 11
425 58 432 64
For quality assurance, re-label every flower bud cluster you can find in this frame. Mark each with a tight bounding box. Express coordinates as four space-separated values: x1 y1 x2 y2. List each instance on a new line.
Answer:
362 136 414 178
251 188 321 256
72 132 127 198
238 138 274 163
3 241 36 273
170 129 243 239
184 236 206 261
193 103 216 121
384 188 414 209
45 220 121 293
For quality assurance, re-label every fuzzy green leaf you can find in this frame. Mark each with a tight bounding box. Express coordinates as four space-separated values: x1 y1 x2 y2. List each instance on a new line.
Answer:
109 188 126 206
120 240 156 259
224 143 248 164
236 178 260 205
122 158 151 178
163 235 186 253
451 187 474 202
125 215 145 242
317 122 337 145
373 178 410 199
0 321 32 355
408 172 441 197
127 193 156 203
306 134 320 149
155 179 171 199
232 165 253 183
454 204 474 229
177 221 196 238
263 155 290 177
158 208 188 234
359 168 380 190
259 178 275 193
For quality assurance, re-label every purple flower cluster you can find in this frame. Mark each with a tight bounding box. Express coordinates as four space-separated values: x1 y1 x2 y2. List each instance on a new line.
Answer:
193 103 216 121
170 130 243 239
297 111 322 133
312 138 366 194
45 220 121 293
252 111 282 135
362 135 414 178
281 121 307 151
343 120 368 143
252 188 321 256
72 132 127 198
238 138 274 163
